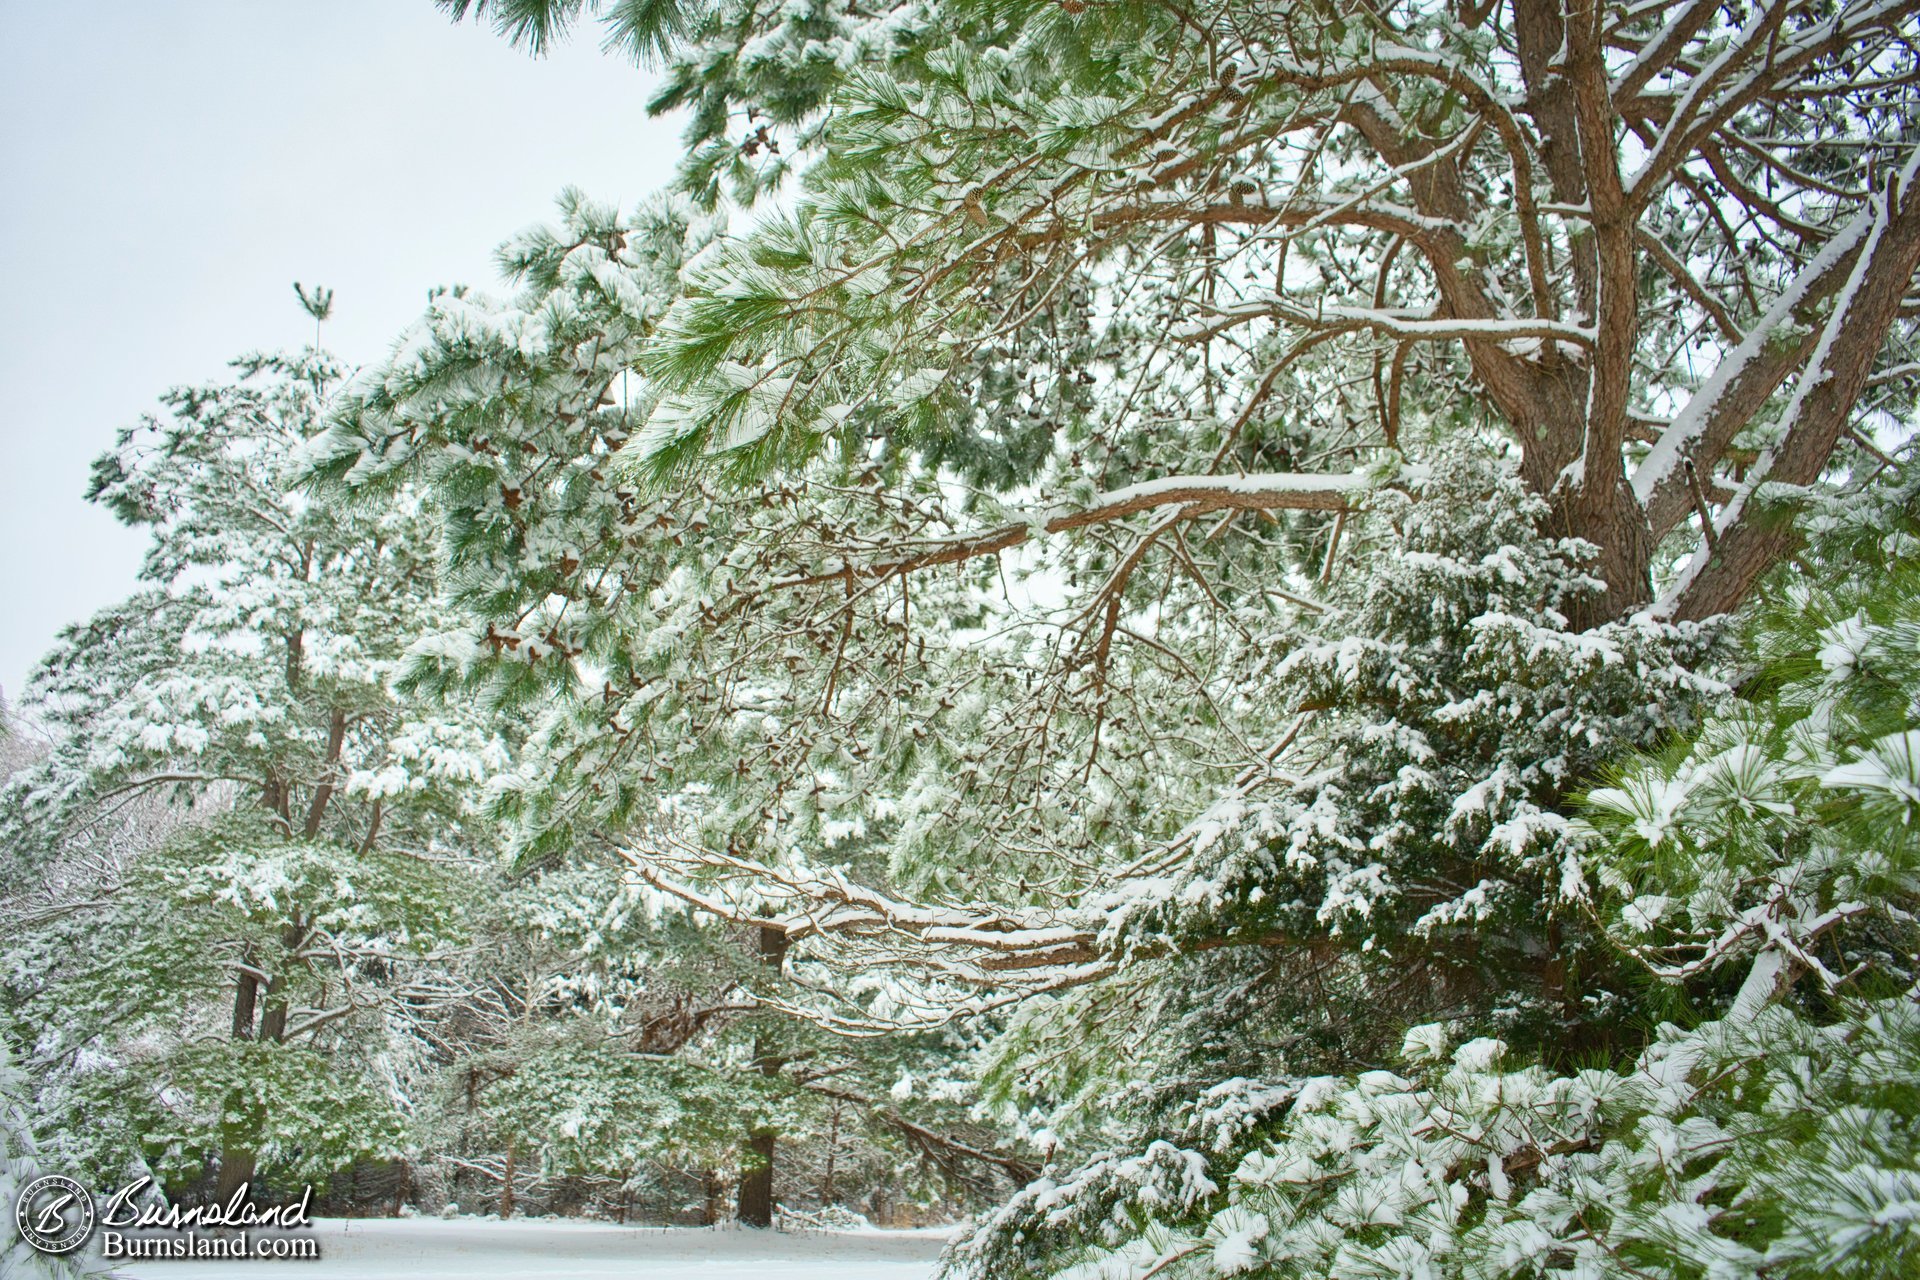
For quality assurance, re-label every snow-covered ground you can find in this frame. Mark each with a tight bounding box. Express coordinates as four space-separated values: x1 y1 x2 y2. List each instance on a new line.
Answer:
112 1217 952 1279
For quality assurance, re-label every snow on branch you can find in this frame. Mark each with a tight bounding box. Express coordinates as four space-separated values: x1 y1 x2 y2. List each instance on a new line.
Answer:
760 469 1378 594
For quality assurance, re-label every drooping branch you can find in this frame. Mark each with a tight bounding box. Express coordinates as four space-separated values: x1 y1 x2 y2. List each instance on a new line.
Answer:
800 1080 1038 1183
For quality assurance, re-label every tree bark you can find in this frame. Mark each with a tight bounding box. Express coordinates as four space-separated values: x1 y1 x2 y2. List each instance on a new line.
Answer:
214 1146 256 1205
737 1131 777 1229
1553 475 1655 629
821 1100 841 1206
737 924 789 1228
1673 162 1920 621
231 949 260 1040
255 920 305 1043
217 945 264 1205
302 707 348 838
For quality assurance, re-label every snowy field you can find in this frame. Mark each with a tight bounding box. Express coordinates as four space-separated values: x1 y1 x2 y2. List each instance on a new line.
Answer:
113 1217 952 1279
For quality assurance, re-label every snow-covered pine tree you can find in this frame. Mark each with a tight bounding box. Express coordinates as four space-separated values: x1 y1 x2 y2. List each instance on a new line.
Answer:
377 0 1920 995
308 0 1920 1267
1 345 512 1200
945 456 1920 1279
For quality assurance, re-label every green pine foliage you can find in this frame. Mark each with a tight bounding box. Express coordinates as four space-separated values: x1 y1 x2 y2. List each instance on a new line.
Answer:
301 0 1920 1261
8 0 1920 1262
949 464 1920 1279
1 349 509 1194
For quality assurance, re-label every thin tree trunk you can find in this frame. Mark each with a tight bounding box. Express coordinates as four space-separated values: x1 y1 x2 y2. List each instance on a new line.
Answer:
217 946 264 1204
231 949 260 1040
822 1100 841 1206
303 707 348 838
499 1139 516 1219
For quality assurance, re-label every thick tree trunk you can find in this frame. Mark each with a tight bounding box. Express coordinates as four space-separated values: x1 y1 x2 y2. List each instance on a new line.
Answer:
214 1146 256 1205
738 1132 777 1229
1552 475 1655 630
736 924 789 1229
256 983 289 1042
255 920 305 1043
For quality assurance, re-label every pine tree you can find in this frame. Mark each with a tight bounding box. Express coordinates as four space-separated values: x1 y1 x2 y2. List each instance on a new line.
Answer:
2 345 510 1199
947 457 1920 1279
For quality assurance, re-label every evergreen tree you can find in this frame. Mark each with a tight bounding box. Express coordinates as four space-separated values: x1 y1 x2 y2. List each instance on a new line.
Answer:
948 458 1920 1279
1 345 510 1199
1 1039 104 1279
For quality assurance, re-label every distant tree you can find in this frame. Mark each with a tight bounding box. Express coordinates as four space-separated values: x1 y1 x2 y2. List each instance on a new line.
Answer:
2 347 510 1199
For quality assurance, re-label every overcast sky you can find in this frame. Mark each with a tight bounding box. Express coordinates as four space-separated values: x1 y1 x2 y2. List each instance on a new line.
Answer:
0 1 677 703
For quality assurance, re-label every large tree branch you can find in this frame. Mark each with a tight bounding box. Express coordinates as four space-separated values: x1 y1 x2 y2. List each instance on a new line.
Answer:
1665 152 1920 620
1634 204 1882 540
1611 0 1720 106
1629 1 1918 209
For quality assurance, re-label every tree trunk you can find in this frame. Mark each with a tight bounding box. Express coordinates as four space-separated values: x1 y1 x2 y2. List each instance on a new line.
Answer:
738 1132 776 1229
217 947 264 1204
255 919 305 1044
257 980 289 1042
821 1100 841 1205
231 951 260 1040
302 706 348 838
736 924 790 1229
1552 475 1655 630
214 1146 256 1205
702 1169 722 1226
499 1139 516 1219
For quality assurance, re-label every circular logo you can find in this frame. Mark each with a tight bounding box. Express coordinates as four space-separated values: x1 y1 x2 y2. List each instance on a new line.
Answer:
15 1174 96 1255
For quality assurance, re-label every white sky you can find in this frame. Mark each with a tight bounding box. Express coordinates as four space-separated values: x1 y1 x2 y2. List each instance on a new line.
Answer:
0 1 677 702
